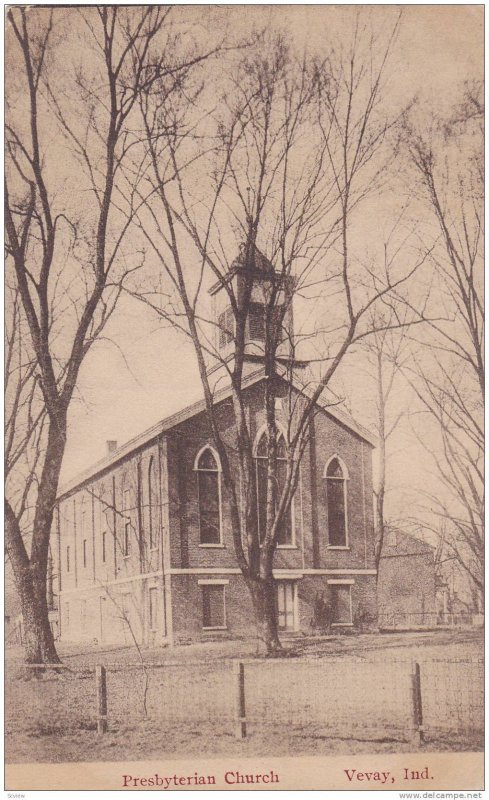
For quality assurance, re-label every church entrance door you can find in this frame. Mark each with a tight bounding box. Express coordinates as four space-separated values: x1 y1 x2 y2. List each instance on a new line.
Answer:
276 581 297 631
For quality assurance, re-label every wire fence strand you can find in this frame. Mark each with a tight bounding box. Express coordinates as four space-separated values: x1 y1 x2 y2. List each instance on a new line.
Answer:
9 656 483 747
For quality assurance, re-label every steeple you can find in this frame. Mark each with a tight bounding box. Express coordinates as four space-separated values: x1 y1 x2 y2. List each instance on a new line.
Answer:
207 242 306 380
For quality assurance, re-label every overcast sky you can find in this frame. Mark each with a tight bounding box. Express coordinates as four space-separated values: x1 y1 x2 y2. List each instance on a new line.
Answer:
60 4 483 507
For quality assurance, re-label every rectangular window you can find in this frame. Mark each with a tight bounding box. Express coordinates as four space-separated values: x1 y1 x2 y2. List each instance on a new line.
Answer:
66 546 70 573
331 585 352 624
248 303 265 341
82 539 87 568
102 530 107 563
124 521 130 557
149 587 159 630
202 584 226 629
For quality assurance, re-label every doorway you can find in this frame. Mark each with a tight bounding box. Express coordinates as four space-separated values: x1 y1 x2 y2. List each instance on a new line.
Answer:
276 580 297 631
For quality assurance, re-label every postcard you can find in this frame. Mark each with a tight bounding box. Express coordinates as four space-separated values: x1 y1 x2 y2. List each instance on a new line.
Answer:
5 4 483 794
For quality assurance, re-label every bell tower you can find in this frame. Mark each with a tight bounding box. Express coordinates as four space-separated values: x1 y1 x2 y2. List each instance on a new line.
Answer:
207 242 307 382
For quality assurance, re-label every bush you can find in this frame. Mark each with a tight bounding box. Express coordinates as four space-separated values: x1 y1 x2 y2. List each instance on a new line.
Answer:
353 606 377 632
311 591 334 633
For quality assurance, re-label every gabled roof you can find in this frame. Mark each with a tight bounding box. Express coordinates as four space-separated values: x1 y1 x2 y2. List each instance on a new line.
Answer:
380 529 436 559
57 367 377 500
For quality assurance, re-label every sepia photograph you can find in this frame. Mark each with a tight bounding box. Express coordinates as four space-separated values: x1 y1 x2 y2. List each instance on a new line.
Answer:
4 3 483 792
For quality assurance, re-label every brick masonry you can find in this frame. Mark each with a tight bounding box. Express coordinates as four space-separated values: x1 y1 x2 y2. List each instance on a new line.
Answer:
55 376 377 645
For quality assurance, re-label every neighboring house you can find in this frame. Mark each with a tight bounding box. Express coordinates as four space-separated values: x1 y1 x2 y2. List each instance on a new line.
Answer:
54 247 377 646
435 556 483 624
377 530 436 629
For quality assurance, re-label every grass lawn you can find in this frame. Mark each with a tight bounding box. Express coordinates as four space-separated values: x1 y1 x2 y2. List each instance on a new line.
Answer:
6 628 483 763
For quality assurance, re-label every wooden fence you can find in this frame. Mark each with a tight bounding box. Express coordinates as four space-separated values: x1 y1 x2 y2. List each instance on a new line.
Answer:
19 655 482 747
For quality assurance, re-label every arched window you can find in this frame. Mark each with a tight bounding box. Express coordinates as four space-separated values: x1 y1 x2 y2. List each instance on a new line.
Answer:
254 429 292 545
325 456 348 547
137 461 143 539
147 456 157 549
122 483 131 557
98 485 108 564
80 496 87 569
195 447 222 545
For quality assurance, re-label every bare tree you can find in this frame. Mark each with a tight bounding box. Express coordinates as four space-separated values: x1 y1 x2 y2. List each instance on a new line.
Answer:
4 6 185 663
361 309 412 571
127 18 425 653
402 82 483 597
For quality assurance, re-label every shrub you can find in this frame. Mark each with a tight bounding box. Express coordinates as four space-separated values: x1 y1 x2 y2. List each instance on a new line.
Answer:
353 606 377 632
311 591 334 633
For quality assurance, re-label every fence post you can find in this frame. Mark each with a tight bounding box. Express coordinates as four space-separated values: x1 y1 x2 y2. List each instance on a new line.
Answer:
233 661 246 739
96 665 108 734
410 661 423 745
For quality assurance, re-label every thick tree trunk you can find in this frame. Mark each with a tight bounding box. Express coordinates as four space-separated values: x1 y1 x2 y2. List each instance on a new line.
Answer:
5 415 66 665
248 575 283 655
20 566 60 664
6 505 60 664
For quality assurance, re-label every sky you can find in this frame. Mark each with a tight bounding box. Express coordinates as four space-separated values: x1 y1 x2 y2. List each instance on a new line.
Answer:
57 4 483 504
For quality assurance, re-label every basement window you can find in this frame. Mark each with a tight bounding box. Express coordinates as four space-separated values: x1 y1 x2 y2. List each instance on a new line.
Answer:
330 584 352 625
202 584 226 630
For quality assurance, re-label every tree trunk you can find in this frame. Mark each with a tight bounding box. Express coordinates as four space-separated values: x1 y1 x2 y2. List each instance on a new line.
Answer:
20 565 60 664
6 507 60 664
5 417 65 665
374 485 385 575
374 349 386 576
248 575 283 655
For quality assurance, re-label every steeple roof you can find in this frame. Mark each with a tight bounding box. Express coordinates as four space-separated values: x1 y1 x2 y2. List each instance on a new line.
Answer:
231 242 275 274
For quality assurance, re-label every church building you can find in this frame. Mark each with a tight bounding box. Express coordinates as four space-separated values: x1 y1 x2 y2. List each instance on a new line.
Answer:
55 247 378 646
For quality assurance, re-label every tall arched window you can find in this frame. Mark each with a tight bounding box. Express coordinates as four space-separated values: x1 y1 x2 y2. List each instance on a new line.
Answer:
137 461 143 539
325 456 348 547
195 447 222 545
147 456 157 549
122 483 131 557
80 496 87 568
99 484 108 564
254 430 292 545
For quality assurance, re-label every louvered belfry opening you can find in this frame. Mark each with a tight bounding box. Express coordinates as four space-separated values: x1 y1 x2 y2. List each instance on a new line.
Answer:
210 242 297 375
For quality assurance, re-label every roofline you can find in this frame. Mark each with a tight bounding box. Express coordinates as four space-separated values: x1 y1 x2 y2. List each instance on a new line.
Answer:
315 397 377 447
383 529 436 553
273 365 378 447
57 368 266 500
57 369 377 500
